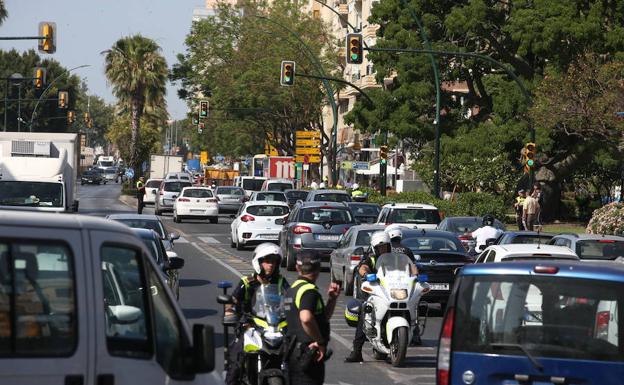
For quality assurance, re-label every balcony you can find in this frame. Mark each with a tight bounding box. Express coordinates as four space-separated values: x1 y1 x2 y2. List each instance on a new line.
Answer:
359 74 381 90
363 24 379 39
338 3 348 23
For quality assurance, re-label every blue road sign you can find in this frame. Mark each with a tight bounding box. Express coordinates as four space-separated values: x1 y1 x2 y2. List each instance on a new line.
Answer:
125 168 135 179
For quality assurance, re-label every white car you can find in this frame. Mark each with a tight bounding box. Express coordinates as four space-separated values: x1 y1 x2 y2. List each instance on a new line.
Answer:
375 203 441 229
173 187 219 223
143 178 162 205
475 244 579 263
230 201 290 250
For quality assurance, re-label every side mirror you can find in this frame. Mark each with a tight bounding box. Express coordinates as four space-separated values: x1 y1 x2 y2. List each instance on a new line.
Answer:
217 294 234 305
166 254 185 270
172 195 178 199
218 280 233 289
170 232 180 241
108 305 142 324
275 218 285 225
192 324 215 373
152 190 157 194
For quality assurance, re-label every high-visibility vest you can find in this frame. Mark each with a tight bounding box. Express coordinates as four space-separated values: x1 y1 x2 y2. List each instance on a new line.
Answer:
291 279 324 314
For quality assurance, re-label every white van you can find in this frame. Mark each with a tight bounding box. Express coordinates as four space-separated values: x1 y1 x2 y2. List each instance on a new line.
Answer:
236 176 267 197
260 178 295 192
0 210 221 385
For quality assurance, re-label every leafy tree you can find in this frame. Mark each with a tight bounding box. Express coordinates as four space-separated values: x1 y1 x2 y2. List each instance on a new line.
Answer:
106 114 161 169
103 35 168 176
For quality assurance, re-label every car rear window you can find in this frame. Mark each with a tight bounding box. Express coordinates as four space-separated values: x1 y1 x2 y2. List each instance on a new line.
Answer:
454 274 624 362
217 187 244 195
576 240 624 260
403 236 461 252
242 179 265 191
300 207 353 224
255 192 287 202
182 189 213 198
246 205 289 216
163 182 191 192
356 230 378 246
313 193 351 202
349 204 381 217
448 218 505 233
286 190 309 202
389 208 440 225
146 180 162 188
267 182 293 192
506 235 553 244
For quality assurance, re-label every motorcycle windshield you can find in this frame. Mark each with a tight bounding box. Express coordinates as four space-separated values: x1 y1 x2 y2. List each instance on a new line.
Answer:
377 252 415 277
252 284 285 326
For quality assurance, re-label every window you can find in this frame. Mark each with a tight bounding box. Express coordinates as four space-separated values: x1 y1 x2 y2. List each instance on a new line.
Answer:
355 230 377 246
0 241 76 357
266 182 293 192
146 180 162 188
116 219 166 239
242 179 265 191
388 208 441 225
101 246 151 358
403 236 461 252
182 189 213 198
147 262 187 377
576 240 624 260
164 182 192 192
255 192 287 202
378 208 388 223
217 187 244 195
0 181 64 208
246 205 289 216
485 251 496 262
313 193 351 202
301 208 353 224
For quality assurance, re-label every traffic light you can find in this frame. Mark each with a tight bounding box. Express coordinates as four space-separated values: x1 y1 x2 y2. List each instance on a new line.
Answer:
87 118 93 129
280 60 295 86
524 142 536 173
33 67 46 89
346 33 363 65
58 91 68 109
192 114 199 125
198 122 205 133
38 22 57 54
83 112 90 123
199 101 209 118
67 110 76 124
379 145 388 164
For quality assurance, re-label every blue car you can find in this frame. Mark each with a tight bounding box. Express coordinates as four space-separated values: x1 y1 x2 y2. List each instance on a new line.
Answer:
438 260 624 385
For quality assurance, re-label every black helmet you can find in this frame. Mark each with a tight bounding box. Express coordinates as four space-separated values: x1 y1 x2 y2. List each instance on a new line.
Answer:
482 214 495 226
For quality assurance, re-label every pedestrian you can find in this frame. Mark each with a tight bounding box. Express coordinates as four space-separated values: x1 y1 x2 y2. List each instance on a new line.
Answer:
533 183 544 226
136 177 145 214
310 178 319 190
523 189 540 231
285 251 340 385
345 178 353 189
514 189 527 230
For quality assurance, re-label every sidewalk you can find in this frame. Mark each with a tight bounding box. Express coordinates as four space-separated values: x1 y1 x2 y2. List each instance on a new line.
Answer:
118 194 138 208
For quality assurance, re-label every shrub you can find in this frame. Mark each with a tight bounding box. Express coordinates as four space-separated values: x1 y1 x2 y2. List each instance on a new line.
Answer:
586 202 624 235
121 181 138 196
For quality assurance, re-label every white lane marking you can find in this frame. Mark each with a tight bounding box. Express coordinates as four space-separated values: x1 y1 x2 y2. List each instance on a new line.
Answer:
191 242 242 278
175 237 189 244
198 236 220 244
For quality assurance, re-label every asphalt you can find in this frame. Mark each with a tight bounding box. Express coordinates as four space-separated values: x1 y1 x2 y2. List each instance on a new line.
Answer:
78 183 441 385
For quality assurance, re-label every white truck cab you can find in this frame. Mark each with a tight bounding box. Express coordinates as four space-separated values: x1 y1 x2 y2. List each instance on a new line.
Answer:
0 211 221 385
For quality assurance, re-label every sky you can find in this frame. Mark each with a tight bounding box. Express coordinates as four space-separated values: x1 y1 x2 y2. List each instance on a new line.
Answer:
0 0 204 120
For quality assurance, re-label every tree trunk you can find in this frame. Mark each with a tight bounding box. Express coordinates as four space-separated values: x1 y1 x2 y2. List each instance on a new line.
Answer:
130 97 141 178
535 153 579 221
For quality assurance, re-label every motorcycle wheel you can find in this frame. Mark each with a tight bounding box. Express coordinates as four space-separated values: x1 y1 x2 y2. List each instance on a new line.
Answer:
389 326 408 367
266 377 283 385
372 348 387 360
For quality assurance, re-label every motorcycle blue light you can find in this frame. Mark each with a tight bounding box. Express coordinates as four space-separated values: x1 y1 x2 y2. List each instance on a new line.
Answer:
418 274 429 282
218 281 233 289
366 273 377 282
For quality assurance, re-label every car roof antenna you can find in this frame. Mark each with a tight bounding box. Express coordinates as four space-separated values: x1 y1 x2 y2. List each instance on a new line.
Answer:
537 224 541 249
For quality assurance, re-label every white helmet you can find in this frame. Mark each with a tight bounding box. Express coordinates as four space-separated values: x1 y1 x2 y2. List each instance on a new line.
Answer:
252 243 282 276
352 183 359 190
370 231 391 249
385 224 403 242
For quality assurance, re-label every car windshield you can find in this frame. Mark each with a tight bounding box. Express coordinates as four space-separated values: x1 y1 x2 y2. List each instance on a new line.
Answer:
99 161 114 167
146 180 162 188
247 205 289 216
403 236 461 252
242 179 265 191
454 274 624 362
356 230 379 246
163 182 192 192
217 187 244 195
182 189 213 198
389 208 441 225
576 240 624 260
0 181 64 208
104 168 117 174
255 192 287 202
267 182 292 191
116 219 166 238
300 207 353 224
313 193 351 202
286 190 309 202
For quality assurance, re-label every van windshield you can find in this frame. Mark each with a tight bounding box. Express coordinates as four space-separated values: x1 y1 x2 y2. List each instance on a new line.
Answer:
242 179 265 191
454 274 624 362
267 182 293 192
0 181 64 208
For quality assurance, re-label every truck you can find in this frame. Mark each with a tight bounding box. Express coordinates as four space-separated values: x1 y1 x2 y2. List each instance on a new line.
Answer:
262 156 296 179
96 155 115 170
0 132 79 213
149 154 183 180
204 168 239 186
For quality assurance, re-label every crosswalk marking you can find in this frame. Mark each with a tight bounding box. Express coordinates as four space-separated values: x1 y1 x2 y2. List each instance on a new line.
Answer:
198 236 220 244
175 236 189 244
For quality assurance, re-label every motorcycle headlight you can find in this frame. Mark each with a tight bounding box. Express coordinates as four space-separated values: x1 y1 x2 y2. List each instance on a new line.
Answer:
390 289 408 300
262 330 284 347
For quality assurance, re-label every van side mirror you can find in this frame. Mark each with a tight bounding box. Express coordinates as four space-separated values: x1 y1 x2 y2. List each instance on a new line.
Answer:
192 324 215 373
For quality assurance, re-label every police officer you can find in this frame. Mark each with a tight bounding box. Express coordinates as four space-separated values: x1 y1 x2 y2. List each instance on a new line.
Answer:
386 225 416 262
471 214 503 252
285 251 339 385
224 243 289 385
136 177 145 214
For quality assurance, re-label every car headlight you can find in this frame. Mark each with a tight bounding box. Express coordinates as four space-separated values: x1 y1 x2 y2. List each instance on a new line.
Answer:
390 289 408 300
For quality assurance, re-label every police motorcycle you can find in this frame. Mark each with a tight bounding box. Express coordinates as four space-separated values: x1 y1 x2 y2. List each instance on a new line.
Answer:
218 282 289 385
345 252 430 367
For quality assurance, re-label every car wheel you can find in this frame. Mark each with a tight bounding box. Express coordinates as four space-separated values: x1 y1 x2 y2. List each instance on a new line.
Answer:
230 237 236 248
155 207 162 216
345 271 355 296
81 181 84 185
236 237 244 251
210 217 218 224
286 248 296 271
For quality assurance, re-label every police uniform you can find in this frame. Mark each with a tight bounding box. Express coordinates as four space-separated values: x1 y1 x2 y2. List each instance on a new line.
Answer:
136 179 145 214
225 274 289 385
391 242 416 262
285 277 329 385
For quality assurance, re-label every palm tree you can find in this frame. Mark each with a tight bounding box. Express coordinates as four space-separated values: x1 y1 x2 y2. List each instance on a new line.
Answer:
103 35 168 176
0 1 8 26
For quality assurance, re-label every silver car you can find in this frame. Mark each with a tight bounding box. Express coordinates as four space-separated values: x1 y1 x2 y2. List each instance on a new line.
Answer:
215 186 246 214
329 224 384 296
279 202 356 271
154 180 192 215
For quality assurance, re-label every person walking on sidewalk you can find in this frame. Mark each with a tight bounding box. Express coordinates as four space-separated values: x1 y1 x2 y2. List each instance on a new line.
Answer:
136 177 146 214
523 189 540 231
514 189 527 230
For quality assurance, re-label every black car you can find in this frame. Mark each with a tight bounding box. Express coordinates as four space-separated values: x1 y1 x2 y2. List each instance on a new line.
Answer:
401 229 472 307
437 216 506 253
81 169 104 185
345 202 381 224
284 189 309 208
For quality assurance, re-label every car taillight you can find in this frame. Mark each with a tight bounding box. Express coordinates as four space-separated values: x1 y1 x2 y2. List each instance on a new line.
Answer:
293 225 312 234
596 311 610 338
598 239 617 243
458 235 472 241
437 306 454 385
534 266 559 274
207 198 218 203
350 254 362 261
178 198 190 202
241 215 255 222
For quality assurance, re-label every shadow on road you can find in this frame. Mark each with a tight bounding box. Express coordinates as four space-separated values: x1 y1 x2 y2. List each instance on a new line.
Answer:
180 278 212 287
401 355 437 368
183 308 219 319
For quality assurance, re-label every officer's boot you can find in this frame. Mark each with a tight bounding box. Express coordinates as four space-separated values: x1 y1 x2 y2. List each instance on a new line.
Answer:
344 349 363 363
410 325 422 346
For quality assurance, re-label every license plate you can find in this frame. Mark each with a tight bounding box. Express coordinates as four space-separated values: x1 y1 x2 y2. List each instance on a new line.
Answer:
316 234 340 241
259 234 277 240
191 209 204 213
429 283 450 291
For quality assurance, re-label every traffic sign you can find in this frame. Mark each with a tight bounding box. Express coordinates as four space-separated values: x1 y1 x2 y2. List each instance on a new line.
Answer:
296 147 321 155
296 139 321 147
295 155 321 163
303 164 310 171
341 161 353 170
352 161 369 170
200 151 209 164
296 131 321 139
125 168 135 179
